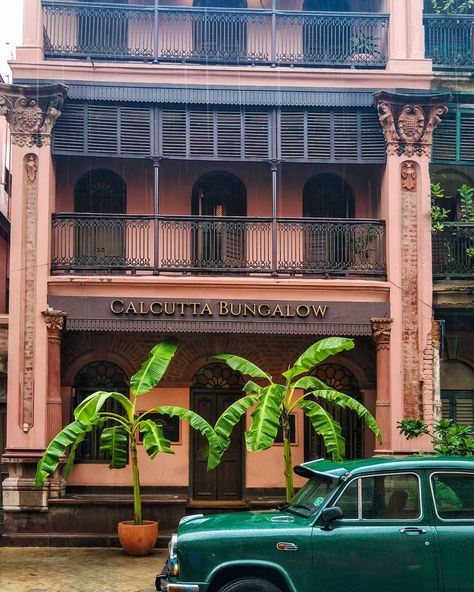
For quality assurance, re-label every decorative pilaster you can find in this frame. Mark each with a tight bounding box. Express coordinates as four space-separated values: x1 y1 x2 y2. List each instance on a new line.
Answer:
371 317 393 451
42 309 67 442
432 320 442 422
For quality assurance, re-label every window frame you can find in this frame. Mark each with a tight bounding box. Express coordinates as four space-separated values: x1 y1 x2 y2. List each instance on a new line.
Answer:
332 471 424 523
429 471 474 523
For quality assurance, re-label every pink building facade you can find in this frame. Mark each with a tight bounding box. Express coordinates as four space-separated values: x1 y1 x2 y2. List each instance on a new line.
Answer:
0 0 471 543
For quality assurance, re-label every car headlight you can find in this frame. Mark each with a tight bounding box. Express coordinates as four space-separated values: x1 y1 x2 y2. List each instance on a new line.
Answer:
168 533 179 577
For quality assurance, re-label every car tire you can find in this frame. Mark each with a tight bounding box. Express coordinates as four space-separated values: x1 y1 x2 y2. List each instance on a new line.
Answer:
218 577 282 592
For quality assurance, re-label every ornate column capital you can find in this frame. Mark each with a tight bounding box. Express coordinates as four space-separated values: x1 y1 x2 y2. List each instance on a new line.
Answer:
0 83 68 148
432 319 442 351
371 317 393 350
374 91 451 158
42 309 67 344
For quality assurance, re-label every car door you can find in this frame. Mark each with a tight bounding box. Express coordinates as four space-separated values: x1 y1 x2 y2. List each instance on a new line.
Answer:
312 472 439 592
430 471 474 592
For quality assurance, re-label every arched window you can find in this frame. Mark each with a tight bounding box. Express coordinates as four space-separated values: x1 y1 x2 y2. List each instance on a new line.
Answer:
192 0 247 62
303 173 354 218
191 172 247 268
73 361 129 462
305 364 363 460
74 169 127 268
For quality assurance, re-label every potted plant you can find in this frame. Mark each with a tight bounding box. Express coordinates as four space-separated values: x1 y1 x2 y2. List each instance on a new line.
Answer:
350 32 380 64
34 340 219 556
210 337 382 501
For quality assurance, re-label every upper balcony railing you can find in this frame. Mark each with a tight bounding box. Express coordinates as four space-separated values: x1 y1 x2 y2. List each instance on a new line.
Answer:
42 1 389 68
425 14 474 69
432 223 474 279
51 213 387 278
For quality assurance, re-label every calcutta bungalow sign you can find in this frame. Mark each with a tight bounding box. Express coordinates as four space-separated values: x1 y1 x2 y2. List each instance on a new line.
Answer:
48 296 389 336
110 299 329 319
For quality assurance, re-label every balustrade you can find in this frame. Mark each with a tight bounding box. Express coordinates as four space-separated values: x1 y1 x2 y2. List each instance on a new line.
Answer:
432 223 474 278
42 1 389 68
425 15 474 69
51 213 387 277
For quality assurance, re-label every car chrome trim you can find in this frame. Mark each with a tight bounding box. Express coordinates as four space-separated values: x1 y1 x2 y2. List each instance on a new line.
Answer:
157 576 199 592
429 471 474 522
331 471 424 522
276 542 299 551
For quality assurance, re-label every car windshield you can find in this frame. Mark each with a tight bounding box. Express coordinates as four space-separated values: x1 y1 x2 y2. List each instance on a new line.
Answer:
282 475 339 516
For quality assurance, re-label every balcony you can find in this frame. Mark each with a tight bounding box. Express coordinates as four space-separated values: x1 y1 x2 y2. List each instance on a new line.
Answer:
42 1 389 68
51 214 386 278
425 14 474 69
432 223 474 279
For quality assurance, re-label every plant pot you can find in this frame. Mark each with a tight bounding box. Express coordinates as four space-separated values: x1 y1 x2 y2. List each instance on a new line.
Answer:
118 520 158 556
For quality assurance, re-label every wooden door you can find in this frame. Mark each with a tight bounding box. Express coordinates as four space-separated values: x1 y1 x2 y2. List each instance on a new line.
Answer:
192 390 244 501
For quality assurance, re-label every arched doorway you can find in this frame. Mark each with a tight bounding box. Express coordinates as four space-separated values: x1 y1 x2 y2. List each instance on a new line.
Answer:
191 363 245 501
302 174 355 270
191 171 247 268
72 361 129 462
74 169 127 268
304 364 363 460
192 0 248 62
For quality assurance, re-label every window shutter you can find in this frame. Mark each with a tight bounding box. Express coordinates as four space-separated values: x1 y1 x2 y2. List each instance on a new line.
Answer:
119 107 151 156
189 111 214 158
217 111 242 159
52 103 86 153
280 112 306 160
161 110 187 157
441 398 451 420
307 112 331 161
460 112 474 162
244 112 270 160
88 105 118 154
333 112 359 160
433 113 457 162
455 398 474 426
360 113 386 161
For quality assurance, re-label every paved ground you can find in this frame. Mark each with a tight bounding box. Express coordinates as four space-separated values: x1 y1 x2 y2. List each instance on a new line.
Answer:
0 547 167 592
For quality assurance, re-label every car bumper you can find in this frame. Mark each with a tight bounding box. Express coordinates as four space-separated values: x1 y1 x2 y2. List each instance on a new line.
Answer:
156 575 200 592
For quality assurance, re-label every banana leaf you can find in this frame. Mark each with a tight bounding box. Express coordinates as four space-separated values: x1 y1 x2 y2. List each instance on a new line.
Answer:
212 394 259 462
74 391 134 424
214 354 271 381
139 419 173 459
299 400 345 461
35 420 90 487
63 420 100 479
152 406 221 469
99 426 129 469
130 340 178 396
311 389 382 444
245 384 286 452
283 337 354 382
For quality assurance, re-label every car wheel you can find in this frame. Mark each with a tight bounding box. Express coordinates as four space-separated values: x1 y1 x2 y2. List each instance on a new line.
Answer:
218 577 282 592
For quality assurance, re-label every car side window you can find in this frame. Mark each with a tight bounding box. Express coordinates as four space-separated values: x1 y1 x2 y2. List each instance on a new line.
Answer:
431 473 474 520
337 473 421 520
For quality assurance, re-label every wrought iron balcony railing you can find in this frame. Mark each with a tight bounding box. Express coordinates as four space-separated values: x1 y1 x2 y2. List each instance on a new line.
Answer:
432 223 474 279
51 214 387 277
425 14 474 69
42 1 389 68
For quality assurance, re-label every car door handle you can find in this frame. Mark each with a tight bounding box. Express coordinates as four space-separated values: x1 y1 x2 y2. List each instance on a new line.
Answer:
400 527 427 535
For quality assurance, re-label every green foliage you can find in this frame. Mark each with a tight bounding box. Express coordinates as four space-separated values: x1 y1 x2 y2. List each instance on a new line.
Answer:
398 418 474 456
35 340 215 526
431 0 474 14
458 184 474 222
430 182 450 233
213 337 381 501
351 33 379 55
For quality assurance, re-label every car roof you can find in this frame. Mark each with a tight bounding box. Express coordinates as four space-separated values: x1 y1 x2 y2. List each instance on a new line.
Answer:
294 456 474 480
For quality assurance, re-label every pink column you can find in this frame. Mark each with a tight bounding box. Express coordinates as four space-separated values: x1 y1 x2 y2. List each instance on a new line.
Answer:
42 309 67 442
375 91 450 452
371 318 393 452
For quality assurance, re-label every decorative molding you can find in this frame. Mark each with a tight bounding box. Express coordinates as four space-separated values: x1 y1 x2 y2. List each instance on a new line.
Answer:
432 319 441 350
370 317 393 350
401 160 417 192
374 91 451 158
42 309 67 345
0 83 67 148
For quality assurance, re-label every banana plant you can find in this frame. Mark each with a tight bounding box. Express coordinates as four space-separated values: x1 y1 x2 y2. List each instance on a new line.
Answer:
213 337 382 501
35 340 220 525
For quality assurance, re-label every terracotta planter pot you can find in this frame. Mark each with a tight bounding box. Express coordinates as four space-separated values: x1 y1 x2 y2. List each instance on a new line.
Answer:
118 520 158 556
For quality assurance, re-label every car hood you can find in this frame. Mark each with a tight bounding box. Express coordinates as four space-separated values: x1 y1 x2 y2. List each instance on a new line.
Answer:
178 510 308 536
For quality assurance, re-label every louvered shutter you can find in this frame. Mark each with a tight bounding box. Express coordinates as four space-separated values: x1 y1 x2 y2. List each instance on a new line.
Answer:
307 112 331 161
52 103 86 153
161 110 187 157
119 107 151 156
460 112 474 162
217 111 242 159
88 105 118 154
433 113 457 162
333 112 358 161
244 112 270 160
280 112 306 160
455 398 474 426
360 113 386 161
189 111 214 158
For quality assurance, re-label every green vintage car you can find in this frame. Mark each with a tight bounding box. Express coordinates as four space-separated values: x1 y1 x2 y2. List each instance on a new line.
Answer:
156 456 474 592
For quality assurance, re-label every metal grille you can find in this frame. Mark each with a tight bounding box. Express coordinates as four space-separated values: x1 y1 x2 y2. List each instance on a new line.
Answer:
52 214 386 278
425 14 474 69
432 223 474 279
42 1 389 68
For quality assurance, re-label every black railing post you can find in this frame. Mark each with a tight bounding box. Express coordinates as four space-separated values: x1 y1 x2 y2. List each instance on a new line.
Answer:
152 157 162 274
271 0 277 66
153 0 159 61
270 160 279 276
